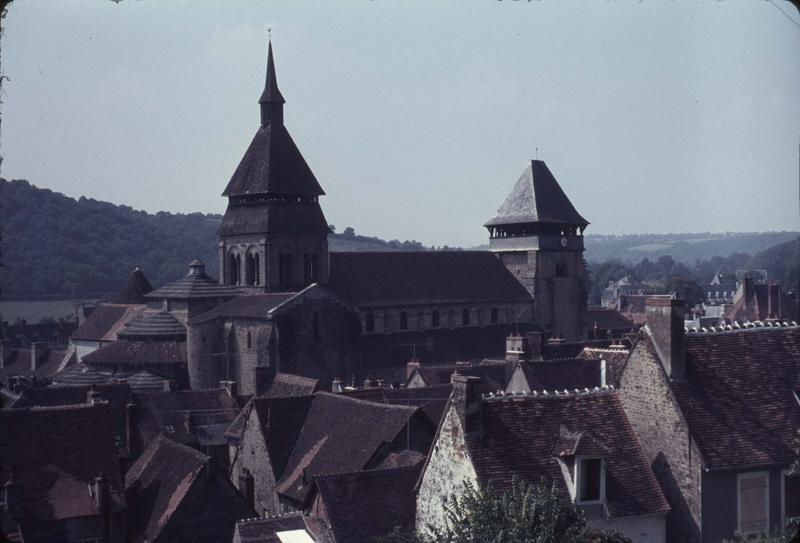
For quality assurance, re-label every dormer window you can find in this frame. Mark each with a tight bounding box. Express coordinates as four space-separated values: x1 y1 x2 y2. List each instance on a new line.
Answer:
575 456 605 504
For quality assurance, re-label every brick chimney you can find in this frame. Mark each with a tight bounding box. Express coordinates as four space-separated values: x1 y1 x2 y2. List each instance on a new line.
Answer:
220 380 237 398
30 342 47 372
238 467 255 510
645 297 685 379
768 284 781 319
451 374 483 435
93 472 112 543
4 475 24 520
332 378 343 393
505 335 526 364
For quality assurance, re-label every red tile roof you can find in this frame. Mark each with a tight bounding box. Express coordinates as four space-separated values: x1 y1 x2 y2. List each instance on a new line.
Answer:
249 395 315 480
464 391 670 519
577 346 631 387
341 384 452 426
82 340 187 367
668 326 800 470
409 360 507 393
585 308 636 331
512 358 601 392
262 372 319 398
0 403 127 523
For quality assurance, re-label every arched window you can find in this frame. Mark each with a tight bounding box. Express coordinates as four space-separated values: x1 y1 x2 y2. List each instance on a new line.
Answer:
491 307 498 324
432 309 440 328
365 313 375 333
279 253 293 287
246 332 252 349
236 255 242 284
399 312 408 330
254 254 260 285
310 254 319 282
228 253 239 285
556 260 567 277
462 308 470 326
245 253 256 285
313 312 320 342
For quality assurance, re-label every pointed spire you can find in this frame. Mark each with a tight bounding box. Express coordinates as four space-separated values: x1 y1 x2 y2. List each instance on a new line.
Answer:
259 39 285 125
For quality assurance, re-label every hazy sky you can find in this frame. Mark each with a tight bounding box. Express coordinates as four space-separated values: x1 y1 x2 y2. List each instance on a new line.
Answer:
2 1 799 247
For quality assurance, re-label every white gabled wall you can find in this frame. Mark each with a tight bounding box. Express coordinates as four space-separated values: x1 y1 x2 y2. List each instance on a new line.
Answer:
415 404 479 536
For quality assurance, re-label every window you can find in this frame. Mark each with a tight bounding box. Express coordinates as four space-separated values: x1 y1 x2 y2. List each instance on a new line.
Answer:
400 312 408 330
576 457 604 503
738 471 769 536
247 332 252 349
254 253 260 285
490 307 498 324
245 253 256 285
432 309 440 328
365 313 375 333
462 309 470 326
228 253 239 285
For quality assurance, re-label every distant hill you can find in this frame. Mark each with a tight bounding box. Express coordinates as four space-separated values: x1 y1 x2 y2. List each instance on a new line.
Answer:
1 179 796 298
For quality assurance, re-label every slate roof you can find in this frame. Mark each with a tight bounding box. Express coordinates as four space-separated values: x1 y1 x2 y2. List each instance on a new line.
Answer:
259 41 285 105
50 362 115 387
274 393 418 505
485 160 588 227
133 388 241 453
0 403 127 523
464 391 670 519
342 384 453 426
665 326 800 470
576 346 631 388
329 251 532 307
540 338 621 360
71 303 146 342
263 372 320 398
81 340 187 367
314 463 423 543
110 268 154 304
10 382 132 409
126 435 254 543
117 312 187 340
223 123 324 197
511 358 601 392
145 261 241 300
586 308 636 331
189 293 295 324
408 360 507 393
249 395 316 480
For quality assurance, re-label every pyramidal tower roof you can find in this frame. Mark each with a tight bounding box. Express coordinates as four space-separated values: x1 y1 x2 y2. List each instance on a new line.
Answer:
485 160 588 228
222 40 324 198
111 268 154 304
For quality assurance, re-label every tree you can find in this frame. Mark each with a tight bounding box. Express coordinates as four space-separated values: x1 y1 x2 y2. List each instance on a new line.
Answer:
378 478 630 543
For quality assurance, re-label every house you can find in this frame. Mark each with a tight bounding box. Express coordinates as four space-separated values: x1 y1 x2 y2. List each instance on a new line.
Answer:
129 386 241 469
230 392 436 517
0 341 66 393
586 307 636 339
261 371 320 398
0 402 128 542
405 359 507 393
725 276 798 323
233 513 331 543
618 297 800 542
308 462 423 542
125 435 254 543
416 375 670 542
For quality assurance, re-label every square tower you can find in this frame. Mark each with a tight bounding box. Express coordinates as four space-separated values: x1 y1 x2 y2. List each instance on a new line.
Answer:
485 160 588 340
219 41 330 294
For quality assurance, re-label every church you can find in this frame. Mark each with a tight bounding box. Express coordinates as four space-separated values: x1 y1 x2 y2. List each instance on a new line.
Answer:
150 41 589 395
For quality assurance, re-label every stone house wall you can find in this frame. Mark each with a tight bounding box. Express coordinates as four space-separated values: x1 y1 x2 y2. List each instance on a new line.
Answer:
229 407 281 517
618 338 703 542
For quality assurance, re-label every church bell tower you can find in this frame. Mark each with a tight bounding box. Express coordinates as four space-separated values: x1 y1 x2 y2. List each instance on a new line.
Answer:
219 40 330 293
485 160 588 340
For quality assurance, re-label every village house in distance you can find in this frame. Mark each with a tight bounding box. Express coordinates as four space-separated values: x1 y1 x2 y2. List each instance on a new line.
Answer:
2 35 799 543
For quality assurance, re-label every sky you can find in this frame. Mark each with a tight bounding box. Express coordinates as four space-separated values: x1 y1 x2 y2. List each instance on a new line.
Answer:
1 1 799 248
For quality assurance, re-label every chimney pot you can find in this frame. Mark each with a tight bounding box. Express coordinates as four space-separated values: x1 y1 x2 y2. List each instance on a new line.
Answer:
451 374 483 435
30 342 47 372
405 359 422 381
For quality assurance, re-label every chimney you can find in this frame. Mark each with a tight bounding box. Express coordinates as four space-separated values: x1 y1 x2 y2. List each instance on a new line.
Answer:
332 378 343 393
645 297 685 379
238 468 255 510
87 383 103 405
769 284 781 318
4 475 24 520
220 380 237 398
451 374 483 435
0 341 7 369
30 342 46 372
93 473 112 543
523 331 543 361
406 359 422 380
